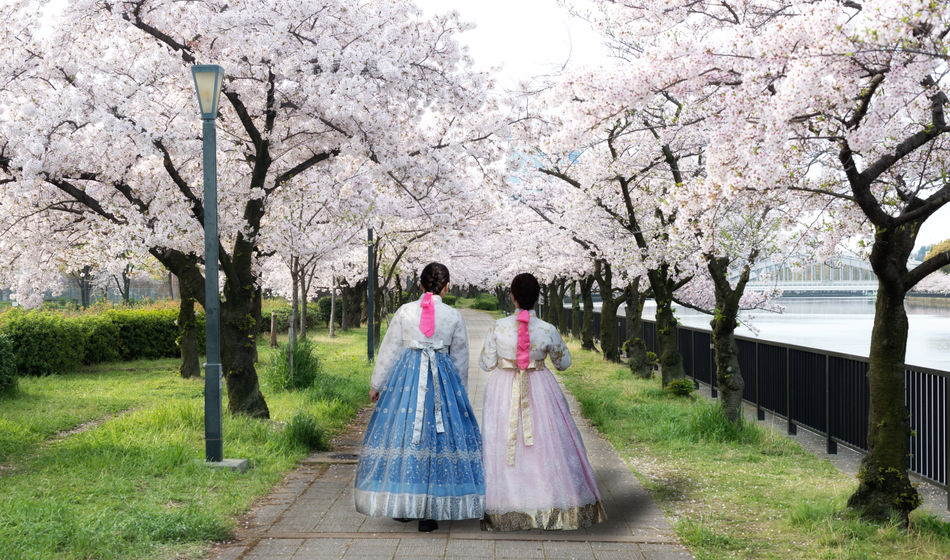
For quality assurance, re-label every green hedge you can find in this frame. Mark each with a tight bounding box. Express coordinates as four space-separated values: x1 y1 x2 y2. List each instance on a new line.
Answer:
0 310 86 376
0 302 332 377
260 306 319 334
109 308 186 361
0 308 207 376
0 333 16 396
471 293 499 310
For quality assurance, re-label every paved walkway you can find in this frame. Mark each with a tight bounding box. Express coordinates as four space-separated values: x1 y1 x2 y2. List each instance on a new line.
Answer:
208 310 692 560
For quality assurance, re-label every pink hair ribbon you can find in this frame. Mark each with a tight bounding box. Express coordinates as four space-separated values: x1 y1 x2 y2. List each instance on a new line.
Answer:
516 309 531 370
419 292 435 337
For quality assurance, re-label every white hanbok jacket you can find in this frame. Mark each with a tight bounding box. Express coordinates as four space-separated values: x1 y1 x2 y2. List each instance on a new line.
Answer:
371 294 470 391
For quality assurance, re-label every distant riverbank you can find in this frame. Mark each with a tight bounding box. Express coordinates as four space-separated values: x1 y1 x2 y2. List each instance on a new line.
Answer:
639 296 950 371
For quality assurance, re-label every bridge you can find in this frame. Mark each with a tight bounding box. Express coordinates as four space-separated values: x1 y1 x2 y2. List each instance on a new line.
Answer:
736 255 921 296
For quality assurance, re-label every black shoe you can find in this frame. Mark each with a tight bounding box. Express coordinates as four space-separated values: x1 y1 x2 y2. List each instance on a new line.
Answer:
418 519 438 532
393 517 412 523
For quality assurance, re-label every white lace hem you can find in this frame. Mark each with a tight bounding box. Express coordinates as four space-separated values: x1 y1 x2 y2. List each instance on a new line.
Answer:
354 489 484 520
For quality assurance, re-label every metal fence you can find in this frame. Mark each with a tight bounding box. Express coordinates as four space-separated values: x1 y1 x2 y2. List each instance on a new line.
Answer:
545 303 950 506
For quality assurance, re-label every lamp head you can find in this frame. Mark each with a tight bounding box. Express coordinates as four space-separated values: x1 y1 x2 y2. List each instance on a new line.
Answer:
191 65 224 119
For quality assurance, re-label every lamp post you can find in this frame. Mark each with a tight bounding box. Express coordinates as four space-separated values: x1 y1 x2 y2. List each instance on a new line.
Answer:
367 228 375 362
192 65 224 463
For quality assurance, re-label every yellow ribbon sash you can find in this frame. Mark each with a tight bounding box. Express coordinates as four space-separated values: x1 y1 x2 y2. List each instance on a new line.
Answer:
498 357 545 466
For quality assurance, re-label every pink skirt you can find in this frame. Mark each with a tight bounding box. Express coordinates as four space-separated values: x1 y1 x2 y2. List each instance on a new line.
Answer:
481 366 607 531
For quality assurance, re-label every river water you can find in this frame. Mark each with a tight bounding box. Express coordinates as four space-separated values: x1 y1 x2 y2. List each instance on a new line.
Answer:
637 297 950 372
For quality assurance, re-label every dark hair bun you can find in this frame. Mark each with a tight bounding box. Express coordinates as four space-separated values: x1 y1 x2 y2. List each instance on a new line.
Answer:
510 273 540 310
420 262 450 294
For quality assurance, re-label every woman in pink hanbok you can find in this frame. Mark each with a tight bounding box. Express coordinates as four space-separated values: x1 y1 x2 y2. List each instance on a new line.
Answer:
478 273 606 531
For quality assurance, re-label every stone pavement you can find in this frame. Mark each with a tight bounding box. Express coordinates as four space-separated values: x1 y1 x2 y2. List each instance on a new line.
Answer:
208 310 692 560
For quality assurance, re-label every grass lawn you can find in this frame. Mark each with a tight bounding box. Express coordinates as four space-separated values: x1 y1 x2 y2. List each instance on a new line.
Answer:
0 326 371 560
558 339 950 560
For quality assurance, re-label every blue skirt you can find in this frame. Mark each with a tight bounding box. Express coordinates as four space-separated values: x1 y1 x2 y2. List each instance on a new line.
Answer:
354 348 485 520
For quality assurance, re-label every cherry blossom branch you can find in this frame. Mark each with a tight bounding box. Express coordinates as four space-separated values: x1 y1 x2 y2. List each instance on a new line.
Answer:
45 177 127 225
861 86 949 183
894 183 950 226
154 139 204 226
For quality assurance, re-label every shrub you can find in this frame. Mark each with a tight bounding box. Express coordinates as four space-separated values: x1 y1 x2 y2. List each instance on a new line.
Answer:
646 351 659 367
441 294 457 306
315 296 342 327
0 309 85 375
260 306 319 335
0 305 205 375
664 377 696 398
282 412 329 451
264 338 321 391
0 333 17 396
107 308 180 360
471 293 498 310
77 314 121 364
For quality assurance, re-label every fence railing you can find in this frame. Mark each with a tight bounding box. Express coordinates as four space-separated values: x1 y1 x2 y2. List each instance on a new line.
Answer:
542 303 950 506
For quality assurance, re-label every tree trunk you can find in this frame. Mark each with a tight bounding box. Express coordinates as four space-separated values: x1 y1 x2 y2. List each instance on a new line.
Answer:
580 275 596 351
150 243 269 418
340 281 365 330
151 252 204 381
848 229 920 523
624 280 651 378
341 294 348 331
708 257 745 423
270 312 277 347
252 285 262 364
75 265 92 309
168 271 176 300
554 278 568 336
299 271 309 340
114 264 132 304
290 257 301 342
571 281 581 338
406 272 420 302
594 261 621 363
495 285 511 314
122 270 131 303
543 283 556 323
372 262 382 345
176 272 202 379
648 265 686 386
329 277 337 337
220 278 270 418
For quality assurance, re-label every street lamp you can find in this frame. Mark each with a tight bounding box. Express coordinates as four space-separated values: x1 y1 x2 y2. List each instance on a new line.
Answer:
192 64 224 464
367 228 375 362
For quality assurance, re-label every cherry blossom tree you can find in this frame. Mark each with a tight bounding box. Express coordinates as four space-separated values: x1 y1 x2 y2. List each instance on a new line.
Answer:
544 0 860 424
0 0 496 418
585 0 950 521
515 84 701 382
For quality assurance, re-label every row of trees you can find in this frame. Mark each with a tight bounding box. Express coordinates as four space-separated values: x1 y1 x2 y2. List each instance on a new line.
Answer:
503 0 950 523
2 0 950 524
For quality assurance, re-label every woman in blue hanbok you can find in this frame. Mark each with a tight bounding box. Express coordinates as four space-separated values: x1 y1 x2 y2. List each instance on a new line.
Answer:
354 262 484 532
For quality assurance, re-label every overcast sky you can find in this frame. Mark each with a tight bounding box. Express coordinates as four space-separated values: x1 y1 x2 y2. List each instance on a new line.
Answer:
413 0 610 90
